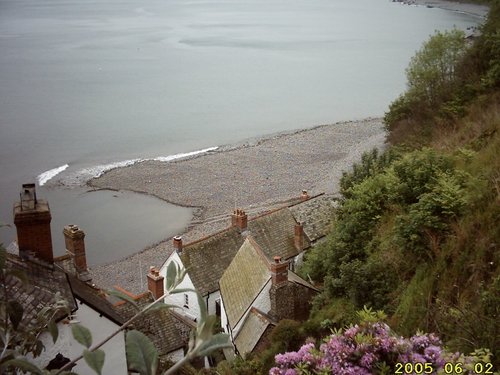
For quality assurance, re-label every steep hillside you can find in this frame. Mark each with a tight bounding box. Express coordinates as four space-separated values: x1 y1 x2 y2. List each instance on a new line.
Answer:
301 0 500 365
209 2 499 374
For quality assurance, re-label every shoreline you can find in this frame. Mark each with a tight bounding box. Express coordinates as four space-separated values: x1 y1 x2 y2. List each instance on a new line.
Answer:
394 0 490 19
88 118 386 293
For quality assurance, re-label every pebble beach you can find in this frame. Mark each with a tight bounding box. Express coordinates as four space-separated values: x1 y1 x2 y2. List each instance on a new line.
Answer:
88 118 386 293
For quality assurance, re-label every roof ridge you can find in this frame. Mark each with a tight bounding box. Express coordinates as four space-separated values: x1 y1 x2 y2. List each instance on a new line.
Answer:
183 206 290 249
183 225 236 248
286 192 326 208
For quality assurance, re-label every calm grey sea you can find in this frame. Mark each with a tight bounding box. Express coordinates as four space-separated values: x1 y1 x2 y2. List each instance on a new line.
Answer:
0 0 481 264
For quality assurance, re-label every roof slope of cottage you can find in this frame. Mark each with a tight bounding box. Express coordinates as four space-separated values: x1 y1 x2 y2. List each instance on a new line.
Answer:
3 254 77 329
248 208 310 260
234 308 274 358
179 207 311 297
180 226 245 296
66 275 125 325
219 238 271 327
289 194 337 242
116 293 195 357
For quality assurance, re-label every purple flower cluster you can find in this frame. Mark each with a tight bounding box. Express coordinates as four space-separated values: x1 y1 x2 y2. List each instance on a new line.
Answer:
270 322 448 375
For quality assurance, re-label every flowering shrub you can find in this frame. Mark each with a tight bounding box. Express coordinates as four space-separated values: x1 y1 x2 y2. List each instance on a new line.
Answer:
270 311 496 375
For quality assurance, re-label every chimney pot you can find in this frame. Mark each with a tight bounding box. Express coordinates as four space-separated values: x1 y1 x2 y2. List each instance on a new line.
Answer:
173 236 183 254
294 223 304 251
270 255 288 286
63 224 88 276
14 184 53 263
147 266 164 300
300 190 310 201
231 208 248 232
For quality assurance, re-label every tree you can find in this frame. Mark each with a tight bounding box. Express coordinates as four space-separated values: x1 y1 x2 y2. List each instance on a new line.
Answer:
406 29 466 106
384 29 467 128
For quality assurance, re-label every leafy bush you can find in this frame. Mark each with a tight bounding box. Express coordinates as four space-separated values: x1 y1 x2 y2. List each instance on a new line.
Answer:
269 308 497 375
270 320 305 353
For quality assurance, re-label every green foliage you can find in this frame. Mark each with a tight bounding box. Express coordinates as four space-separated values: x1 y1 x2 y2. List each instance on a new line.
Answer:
339 148 400 199
83 349 105 375
407 29 467 104
217 356 263 375
385 29 468 129
126 330 158 375
71 324 93 349
269 320 305 352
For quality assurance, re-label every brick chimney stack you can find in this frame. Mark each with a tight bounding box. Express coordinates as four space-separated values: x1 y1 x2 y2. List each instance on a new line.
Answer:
13 183 53 263
63 224 90 280
270 256 288 286
294 223 304 251
173 236 183 255
300 190 310 201
147 266 165 300
269 255 293 321
231 209 248 232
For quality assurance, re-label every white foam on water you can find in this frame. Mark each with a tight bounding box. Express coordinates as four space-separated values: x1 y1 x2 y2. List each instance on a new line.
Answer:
37 164 69 186
152 146 219 162
57 146 219 187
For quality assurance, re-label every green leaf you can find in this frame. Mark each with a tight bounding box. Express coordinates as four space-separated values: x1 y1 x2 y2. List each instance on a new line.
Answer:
48 320 58 343
197 315 217 342
83 349 105 375
107 289 140 311
126 330 158 375
196 290 207 323
0 358 43 374
7 300 24 330
71 323 92 348
165 261 178 290
197 333 232 357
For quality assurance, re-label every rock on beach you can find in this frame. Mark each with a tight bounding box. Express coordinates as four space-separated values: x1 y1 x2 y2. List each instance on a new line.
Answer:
89 118 386 293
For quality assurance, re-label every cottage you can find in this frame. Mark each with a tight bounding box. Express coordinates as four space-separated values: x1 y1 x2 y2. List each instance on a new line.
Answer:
218 236 318 358
159 204 312 323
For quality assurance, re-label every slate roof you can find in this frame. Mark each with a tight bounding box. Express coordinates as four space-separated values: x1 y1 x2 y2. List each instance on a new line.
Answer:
234 308 274 358
115 293 195 356
248 208 310 260
180 226 245 296
178 206 309 297
289 194 337 242
220 237 319 330
3 253 77 330
219 238 271 328
66 275 125 325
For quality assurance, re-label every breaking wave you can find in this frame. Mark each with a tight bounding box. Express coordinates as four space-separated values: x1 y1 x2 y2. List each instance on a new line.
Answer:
37 164 69 186
57 146 219 187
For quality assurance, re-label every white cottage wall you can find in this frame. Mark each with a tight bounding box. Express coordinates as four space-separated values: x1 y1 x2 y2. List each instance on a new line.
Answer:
160 252 202 321
30 300 127 374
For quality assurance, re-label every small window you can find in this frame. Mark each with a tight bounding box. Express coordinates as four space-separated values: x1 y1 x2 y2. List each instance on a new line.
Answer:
215 299 221 317
183 293 189 308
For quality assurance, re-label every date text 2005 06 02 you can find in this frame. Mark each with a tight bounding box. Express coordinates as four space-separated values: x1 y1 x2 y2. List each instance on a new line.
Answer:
395 362 494 374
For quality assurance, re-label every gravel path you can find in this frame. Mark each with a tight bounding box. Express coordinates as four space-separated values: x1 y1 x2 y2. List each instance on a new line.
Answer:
88 118 386 293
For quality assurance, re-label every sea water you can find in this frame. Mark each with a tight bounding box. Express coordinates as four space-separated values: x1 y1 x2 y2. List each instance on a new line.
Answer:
0 0 482 264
